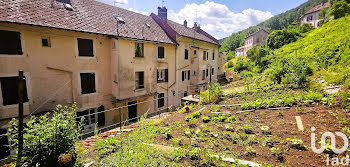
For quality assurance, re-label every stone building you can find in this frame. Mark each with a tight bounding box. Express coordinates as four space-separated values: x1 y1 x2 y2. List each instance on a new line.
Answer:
300 2 331 28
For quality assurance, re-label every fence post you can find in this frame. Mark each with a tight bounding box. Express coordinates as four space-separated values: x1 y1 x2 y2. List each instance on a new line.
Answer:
16 71 24 167
119 108 122 133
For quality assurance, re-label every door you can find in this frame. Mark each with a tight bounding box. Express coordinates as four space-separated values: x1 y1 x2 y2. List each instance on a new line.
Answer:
128 101 137 122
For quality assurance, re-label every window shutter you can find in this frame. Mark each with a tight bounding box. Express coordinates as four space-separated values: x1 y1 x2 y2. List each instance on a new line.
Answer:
182 71 185 81
165 69 168 82
78 38 94 57
157 70 160 83
0 30 23 55
188 70 190 80
97 105 105 127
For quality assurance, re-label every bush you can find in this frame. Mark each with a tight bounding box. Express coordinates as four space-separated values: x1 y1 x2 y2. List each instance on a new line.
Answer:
7 104 83 167
200 83 223 104
297 23 314 33
202 116 211 123
246 45 271 70
329 0 350 19
266 29 303 50
227 61 234 68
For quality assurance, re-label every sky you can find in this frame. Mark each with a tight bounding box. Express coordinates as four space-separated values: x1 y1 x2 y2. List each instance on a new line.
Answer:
97 0 308 39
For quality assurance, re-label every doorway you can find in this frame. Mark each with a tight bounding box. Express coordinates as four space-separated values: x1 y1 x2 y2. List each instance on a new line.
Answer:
128 101 137 122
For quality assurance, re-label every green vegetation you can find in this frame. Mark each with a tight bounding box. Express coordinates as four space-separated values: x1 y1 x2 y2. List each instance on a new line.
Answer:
329 0 350 19
200 83 223 104
266 28 303 50
220 0 329 52
7 104 82 167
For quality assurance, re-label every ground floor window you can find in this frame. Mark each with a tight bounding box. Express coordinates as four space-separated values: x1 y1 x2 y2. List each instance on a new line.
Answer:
0 76 29 105
77 107 105 131
158 93 165 108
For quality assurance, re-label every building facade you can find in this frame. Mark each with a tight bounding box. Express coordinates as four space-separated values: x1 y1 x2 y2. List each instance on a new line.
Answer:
300 2 331 28
0 0 221 161
235 29 269 57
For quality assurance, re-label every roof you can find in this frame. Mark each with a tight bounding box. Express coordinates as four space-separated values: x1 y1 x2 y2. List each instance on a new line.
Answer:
304 2 331 15
0 0 175 44
167 20 219 45
245 29 269 39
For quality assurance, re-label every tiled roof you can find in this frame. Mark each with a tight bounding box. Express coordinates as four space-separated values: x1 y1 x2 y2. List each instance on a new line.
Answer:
166 20 219 45
0 0 175 44
305 2 331 15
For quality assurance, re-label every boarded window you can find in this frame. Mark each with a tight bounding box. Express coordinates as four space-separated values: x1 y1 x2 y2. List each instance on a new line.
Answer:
78 38 94 57
0 30 23 55
80 73 96 94
135 72 144 89
0 77 29 106
185 49 188 60
158 93 165 108
135 43 144 57
158 47 164 59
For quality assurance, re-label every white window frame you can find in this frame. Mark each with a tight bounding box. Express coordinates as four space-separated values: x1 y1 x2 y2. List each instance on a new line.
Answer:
157 69 165 81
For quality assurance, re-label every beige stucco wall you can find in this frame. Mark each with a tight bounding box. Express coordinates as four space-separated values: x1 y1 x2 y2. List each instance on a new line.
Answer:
301 11 321 27
0 23 115 128
175 36 219 100
111 38 177 116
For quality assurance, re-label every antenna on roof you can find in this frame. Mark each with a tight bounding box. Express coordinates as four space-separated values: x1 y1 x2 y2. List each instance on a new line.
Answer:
161 0 167 7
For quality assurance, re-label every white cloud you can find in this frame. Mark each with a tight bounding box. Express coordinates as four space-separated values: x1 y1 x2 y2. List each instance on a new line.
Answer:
114 0 128 4
128 8 149 16
168 1 273 39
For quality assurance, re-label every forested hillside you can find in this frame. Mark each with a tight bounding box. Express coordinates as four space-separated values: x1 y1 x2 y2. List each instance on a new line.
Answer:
220 0 329 52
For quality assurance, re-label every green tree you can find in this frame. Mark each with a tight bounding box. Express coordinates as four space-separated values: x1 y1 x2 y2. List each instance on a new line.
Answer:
266 29 303 50
329 0 350 19
297 23 315 33
7 104 83 167
246 45 271 70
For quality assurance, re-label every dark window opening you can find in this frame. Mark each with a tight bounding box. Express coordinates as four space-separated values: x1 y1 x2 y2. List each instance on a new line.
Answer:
0 77 29 105
184 91 188 97
212 68 214 75
202 70 205 80
203 51 206 60
0 129 10 159
158 47 164 59
185 49 188 60
206 69 208 77
158 93 165 108
97 105 105 127
157 69 168 83
194 50 197 55
42 38 51 47
212 52 215 60
182 71 185 81
188 70 190 80
135 43 144 57
78 38 94 57
0 30 23 55
136 72 144 89
80 73 96 94
207 52 209 60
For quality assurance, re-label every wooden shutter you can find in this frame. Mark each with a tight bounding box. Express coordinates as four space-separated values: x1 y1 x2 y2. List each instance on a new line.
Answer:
165 69 168 82
188 70 190 80
0 77 28 105
139 72 144 88
157 70 160 83
80 73 96 94
182 71 185 81
158 47 164 58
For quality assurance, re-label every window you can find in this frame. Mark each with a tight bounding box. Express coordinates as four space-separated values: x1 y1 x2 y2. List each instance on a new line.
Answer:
158 93 165 108
206 69 208 77
211 68 214 75
182 70 190 81
135 72 144 89
157 69 168 83
77 108 97 128
80 73 96 94
194 50 197 55
184 49 188 60
203 51 206 60
202 70 205 80
0 77 29 105
158 47 164 59
97 105 105 127
78 38 94 57
135 43 144 57
0 30 23 55
42 37 51 47
184 91 188 97
207 52 209 60
212 52 215 60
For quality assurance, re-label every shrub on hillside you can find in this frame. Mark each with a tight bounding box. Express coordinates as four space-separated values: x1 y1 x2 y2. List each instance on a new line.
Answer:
246 45 271 70
266 29 303 50
200 83 223 104
7 104 83 167
329 0 350 19
297 23 315 33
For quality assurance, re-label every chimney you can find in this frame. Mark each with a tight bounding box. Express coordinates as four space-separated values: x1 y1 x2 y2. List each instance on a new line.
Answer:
158 6 167 22
194 22 200 31
184 20 187 27
321 2 324 6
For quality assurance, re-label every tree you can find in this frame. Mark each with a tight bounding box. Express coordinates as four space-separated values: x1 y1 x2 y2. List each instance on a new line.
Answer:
329 0 350 19
266 29 303 50
297 23 315 33
7 104 83 167
246 45 271 70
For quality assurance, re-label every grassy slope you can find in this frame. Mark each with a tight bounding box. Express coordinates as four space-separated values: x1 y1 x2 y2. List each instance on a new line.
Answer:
274 16 350 84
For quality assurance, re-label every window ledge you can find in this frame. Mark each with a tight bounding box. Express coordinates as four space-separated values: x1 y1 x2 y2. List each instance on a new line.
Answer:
2 102 30 109
135 88 145 92
81 92 97 96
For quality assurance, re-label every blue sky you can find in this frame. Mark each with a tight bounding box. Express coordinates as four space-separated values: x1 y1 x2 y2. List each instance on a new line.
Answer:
97 0 307 39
